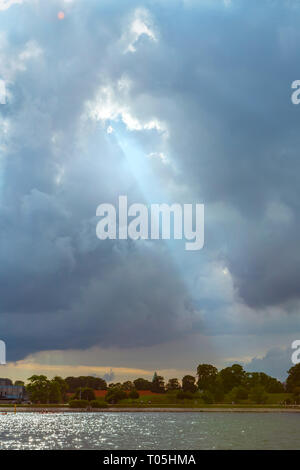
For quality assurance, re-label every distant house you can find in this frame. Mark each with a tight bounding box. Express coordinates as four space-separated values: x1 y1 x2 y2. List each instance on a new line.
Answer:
0 378 28 402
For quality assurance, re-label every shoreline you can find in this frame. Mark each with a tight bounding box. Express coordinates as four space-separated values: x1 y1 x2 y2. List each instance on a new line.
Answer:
1 407 300 413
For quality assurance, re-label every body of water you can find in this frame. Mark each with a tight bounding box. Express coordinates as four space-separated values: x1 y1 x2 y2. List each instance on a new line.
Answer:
0 412 299 450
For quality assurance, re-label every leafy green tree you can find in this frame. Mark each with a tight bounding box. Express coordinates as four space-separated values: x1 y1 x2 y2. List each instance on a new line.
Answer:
26 375 51 403
265 377 284 393
219 364 246 393
227 386 248 404
109 382 121 388
286 364 300 392
211 375 225 402
105 387 127 404
249 385 268 404
128 389 139 399
75 387 95 401
182 375 197 393
235 386 248 400
246 372 284 393
197 364 218 391
69 399 89 408
166 378 181 391
133 378 152 390
27 376 69 404
151 372 165 393
122 381 135 391
52 376 68 402
49 380 62 404
65 376 107 393
292 386 300 404
202 390 214 404
14 380 25 386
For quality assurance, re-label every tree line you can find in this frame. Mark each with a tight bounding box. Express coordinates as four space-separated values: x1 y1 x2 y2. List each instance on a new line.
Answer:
22 362 300 405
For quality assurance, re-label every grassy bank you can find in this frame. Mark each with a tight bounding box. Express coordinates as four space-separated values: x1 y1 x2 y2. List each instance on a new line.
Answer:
112 392 293 407
0 392 294 409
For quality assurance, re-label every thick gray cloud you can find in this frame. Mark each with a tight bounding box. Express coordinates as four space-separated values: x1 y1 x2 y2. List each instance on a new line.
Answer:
0 0 299 363
122 1 300 308
244 347 293 382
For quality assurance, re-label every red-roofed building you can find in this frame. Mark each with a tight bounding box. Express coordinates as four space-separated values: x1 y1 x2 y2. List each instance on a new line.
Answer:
67 389 160 399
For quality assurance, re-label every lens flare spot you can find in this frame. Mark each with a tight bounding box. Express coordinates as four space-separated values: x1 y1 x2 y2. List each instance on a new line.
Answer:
58 11 65 20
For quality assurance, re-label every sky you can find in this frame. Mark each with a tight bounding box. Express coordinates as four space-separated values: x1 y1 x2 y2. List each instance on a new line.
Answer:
0 0 299 383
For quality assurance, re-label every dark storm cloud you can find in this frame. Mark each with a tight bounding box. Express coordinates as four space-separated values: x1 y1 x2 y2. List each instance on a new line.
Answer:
114 0 300 308
0 0 300 361
0 0 202 361
1 242 197 361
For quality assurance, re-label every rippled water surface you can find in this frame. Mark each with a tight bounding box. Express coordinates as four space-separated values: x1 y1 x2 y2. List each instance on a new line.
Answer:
0 412 299 450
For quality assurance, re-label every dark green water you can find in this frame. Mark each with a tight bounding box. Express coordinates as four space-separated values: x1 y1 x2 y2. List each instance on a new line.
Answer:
0 412 299 450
